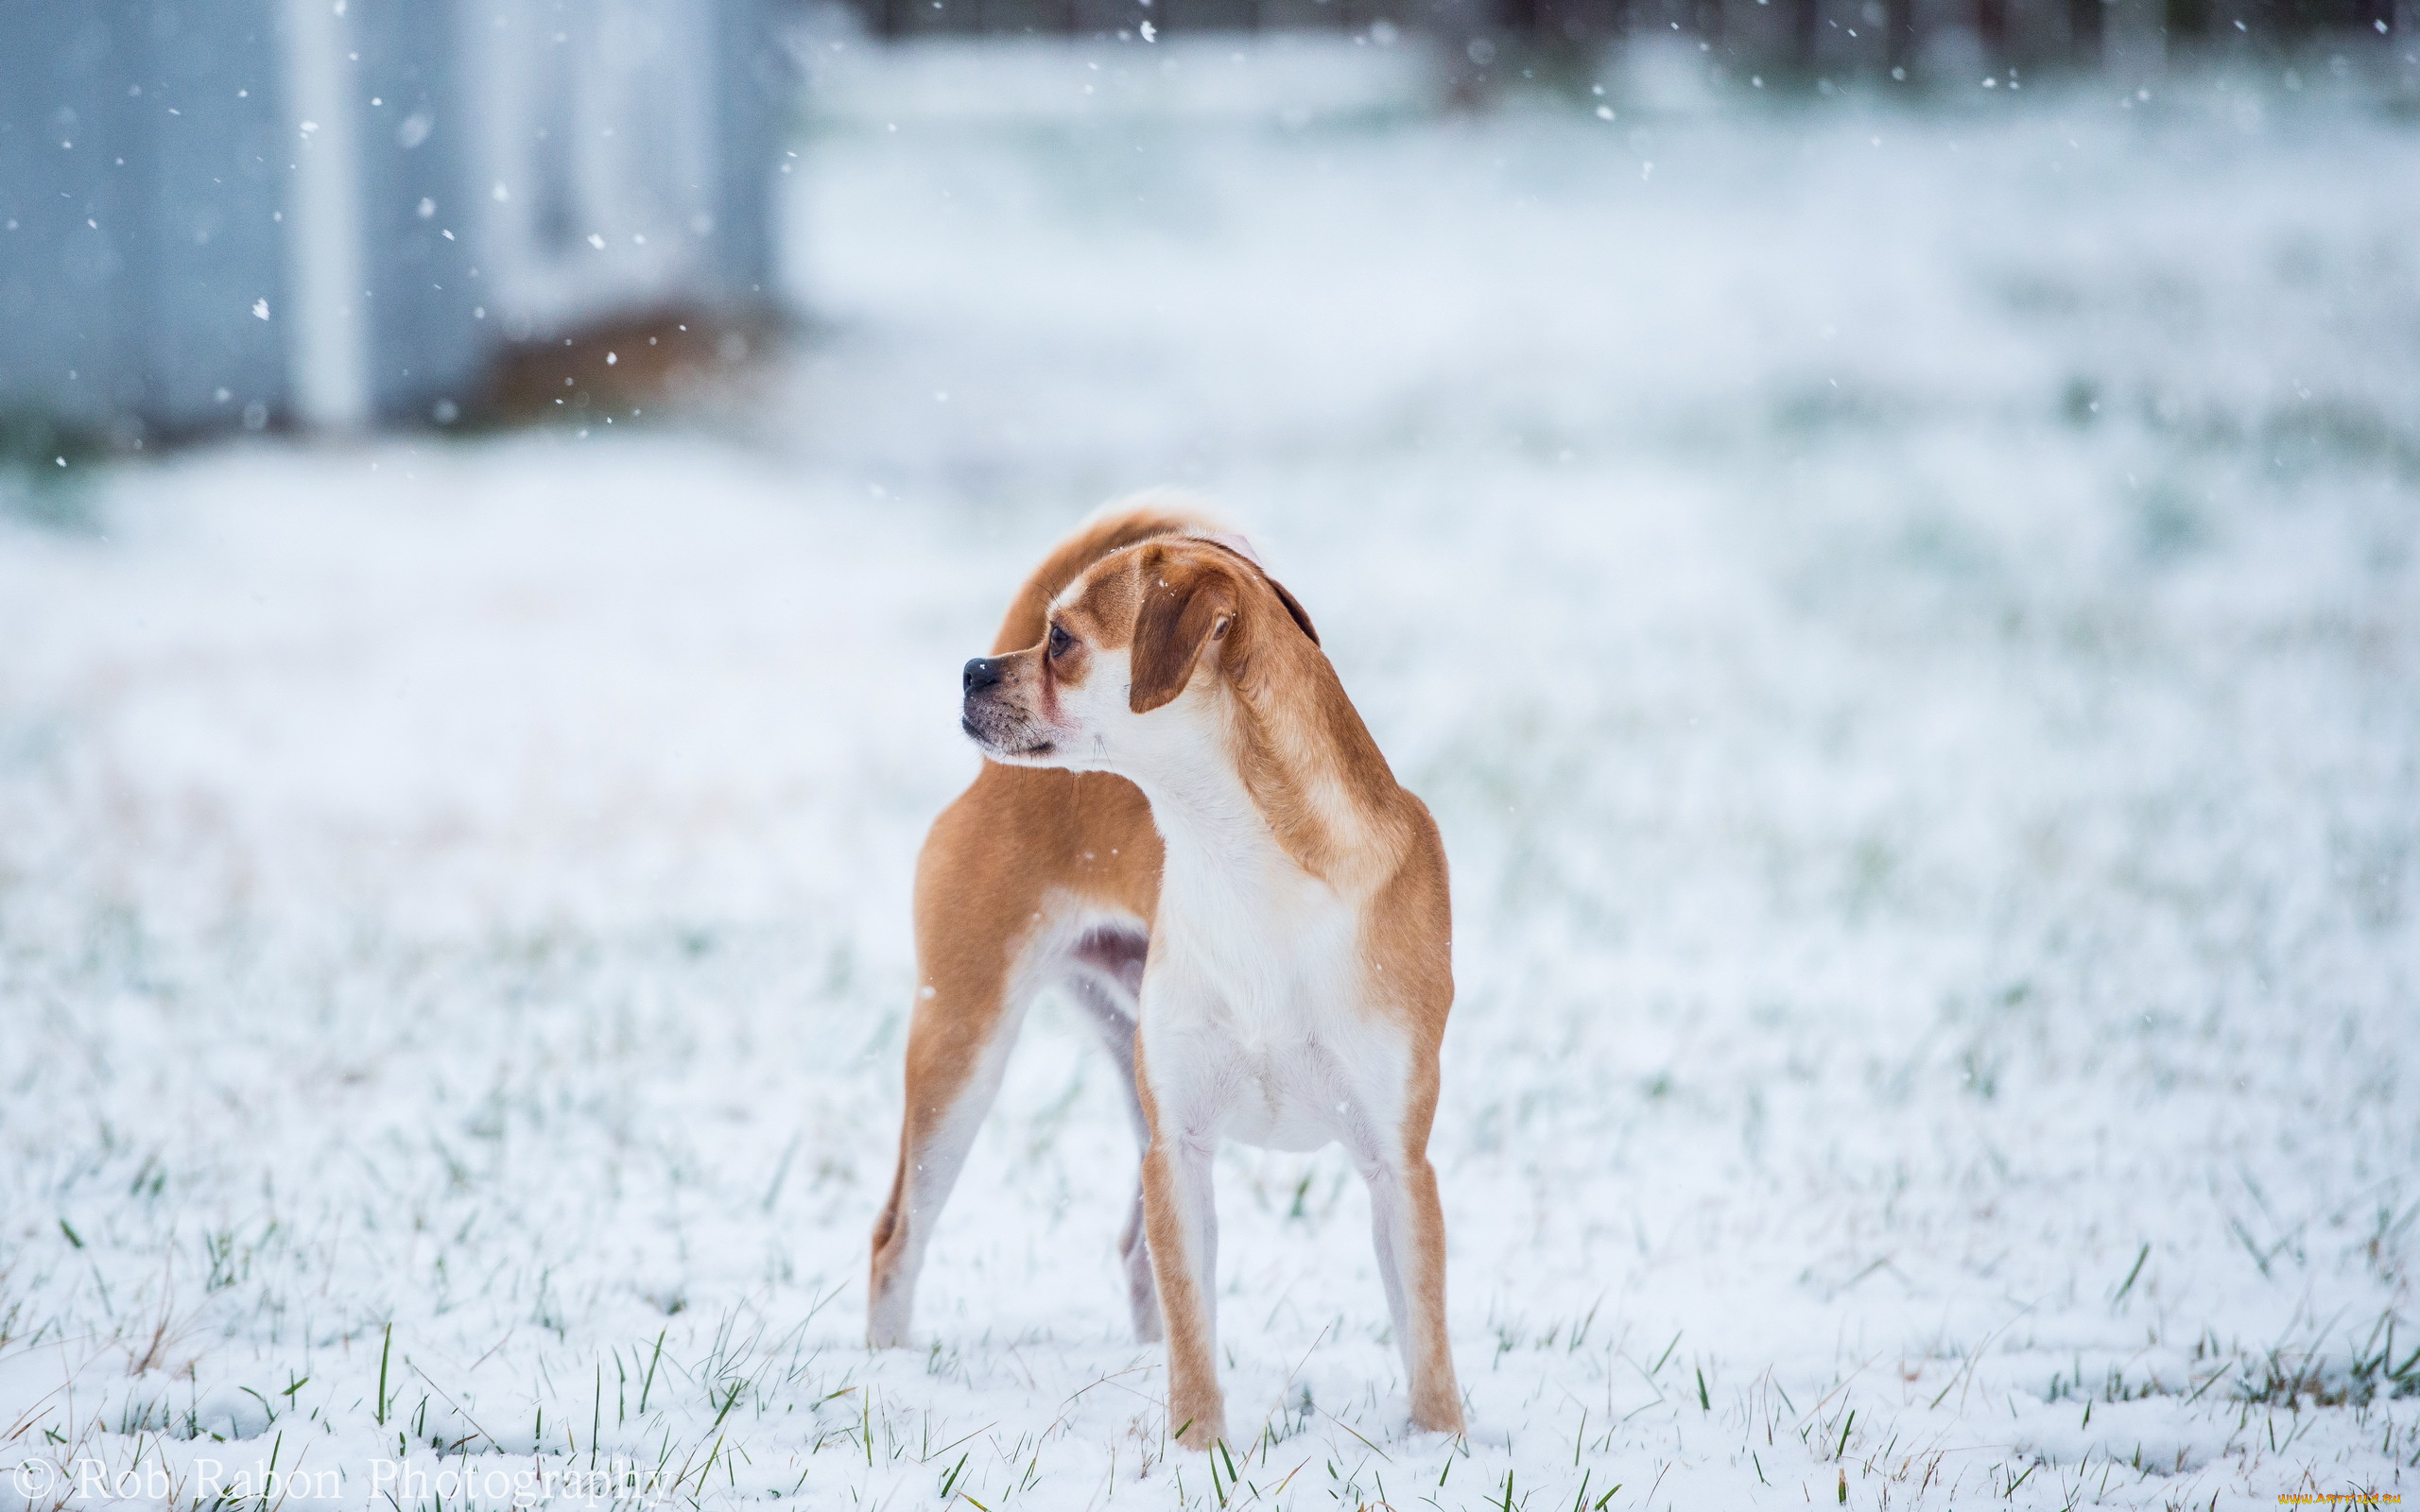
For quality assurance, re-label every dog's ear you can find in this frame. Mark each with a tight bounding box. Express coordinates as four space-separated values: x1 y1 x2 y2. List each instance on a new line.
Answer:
1131 555 1238 714
1266 576 1319 647
1200 531 1264 568
1188 534 1321 648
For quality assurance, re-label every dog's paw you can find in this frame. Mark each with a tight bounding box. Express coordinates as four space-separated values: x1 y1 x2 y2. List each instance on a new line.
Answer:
1409 1386 1468 1438
1421 1419 1510 1453
1169 1405 1229 1453
865 1290 915 1349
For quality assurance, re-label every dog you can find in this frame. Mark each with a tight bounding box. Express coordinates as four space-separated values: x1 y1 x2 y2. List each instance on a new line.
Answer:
869 496 1465 1450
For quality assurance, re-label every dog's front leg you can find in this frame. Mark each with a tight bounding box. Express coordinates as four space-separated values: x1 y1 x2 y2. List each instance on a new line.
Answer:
1364 1150 1465 1434
1134 1017 1227 1452
1358 1056 1466 1435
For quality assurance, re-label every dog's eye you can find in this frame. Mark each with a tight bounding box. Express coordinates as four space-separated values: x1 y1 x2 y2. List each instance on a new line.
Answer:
1047 624 1074 659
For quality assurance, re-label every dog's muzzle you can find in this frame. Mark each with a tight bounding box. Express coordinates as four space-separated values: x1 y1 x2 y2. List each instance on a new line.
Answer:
960 655 1054 758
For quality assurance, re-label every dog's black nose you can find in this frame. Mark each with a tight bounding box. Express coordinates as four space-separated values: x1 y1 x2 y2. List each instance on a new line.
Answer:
963 657 1005 694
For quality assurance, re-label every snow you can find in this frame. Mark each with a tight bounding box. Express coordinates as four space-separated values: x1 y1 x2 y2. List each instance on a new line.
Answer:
5 39 2419 1512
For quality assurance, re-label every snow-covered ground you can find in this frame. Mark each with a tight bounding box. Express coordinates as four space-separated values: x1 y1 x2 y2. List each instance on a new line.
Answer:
5 39 2419 1512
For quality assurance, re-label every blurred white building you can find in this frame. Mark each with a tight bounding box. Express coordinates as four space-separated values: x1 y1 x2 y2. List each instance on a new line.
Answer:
1 0 786 438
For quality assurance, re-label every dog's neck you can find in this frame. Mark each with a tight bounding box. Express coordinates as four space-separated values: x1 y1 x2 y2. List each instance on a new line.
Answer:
1128 642 1409 900
1127 732 1296 902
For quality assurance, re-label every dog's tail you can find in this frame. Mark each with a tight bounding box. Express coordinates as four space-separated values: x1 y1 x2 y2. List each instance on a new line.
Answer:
990 489 1225 656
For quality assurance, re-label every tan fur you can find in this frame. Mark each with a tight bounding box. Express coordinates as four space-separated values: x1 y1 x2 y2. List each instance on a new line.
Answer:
873 501 1466 1450
868 507 1187 1336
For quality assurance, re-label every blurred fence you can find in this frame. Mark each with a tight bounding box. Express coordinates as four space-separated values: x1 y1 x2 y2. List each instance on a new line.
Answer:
1 0 786 443
837 0 2407 77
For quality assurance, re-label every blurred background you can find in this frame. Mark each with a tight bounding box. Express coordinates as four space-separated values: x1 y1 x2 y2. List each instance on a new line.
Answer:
3 2 2418 1508
3 0 2413 461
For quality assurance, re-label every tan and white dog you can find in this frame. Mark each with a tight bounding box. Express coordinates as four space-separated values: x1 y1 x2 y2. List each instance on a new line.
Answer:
869 498 1464 1450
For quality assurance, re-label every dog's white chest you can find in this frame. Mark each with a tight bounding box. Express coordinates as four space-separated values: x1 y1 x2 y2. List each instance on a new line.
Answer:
1144 870 1406 1157
1200 1021 1357 1152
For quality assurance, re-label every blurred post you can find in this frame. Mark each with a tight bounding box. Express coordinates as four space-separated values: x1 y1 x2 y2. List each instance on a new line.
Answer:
1887 0 1918 76
1975 0 2009 68
2066 0 2103 63
1432 0 1497 107
2102 0 2163 86
281 0 371 429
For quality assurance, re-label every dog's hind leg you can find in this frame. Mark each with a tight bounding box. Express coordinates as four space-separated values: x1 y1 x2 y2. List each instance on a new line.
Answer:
868 940 1037 1348
1065 925 1159 1343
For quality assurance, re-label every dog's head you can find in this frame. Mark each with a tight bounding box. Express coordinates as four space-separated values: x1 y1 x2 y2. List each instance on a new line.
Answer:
959 535 1319 775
